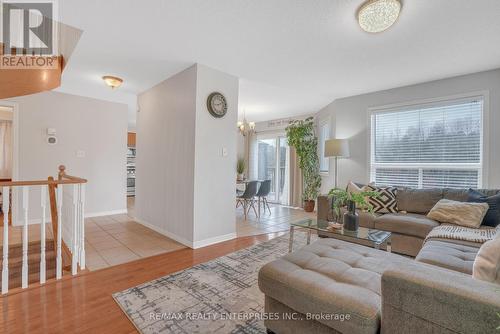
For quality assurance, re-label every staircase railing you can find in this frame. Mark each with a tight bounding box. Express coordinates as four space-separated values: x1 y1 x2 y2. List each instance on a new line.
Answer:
1 165 87 294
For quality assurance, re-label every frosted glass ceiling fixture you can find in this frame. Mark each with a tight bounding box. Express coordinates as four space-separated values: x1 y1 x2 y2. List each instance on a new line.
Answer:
102 75 123 89
357 0 402 33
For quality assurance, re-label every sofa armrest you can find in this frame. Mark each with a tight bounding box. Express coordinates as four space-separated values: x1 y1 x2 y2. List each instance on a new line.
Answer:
381 261 500 334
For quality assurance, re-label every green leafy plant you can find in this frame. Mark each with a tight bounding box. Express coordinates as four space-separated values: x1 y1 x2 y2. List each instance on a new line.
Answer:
286 117 321 201
236 157 246 175
328 188 379 221
496 312 500 330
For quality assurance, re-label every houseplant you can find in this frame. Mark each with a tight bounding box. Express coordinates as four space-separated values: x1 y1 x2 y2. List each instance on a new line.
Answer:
236 157 246 181
286 117 322 212
328 188 379 227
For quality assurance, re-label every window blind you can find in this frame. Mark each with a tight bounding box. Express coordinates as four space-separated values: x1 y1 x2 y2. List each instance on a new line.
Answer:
371 98 483 189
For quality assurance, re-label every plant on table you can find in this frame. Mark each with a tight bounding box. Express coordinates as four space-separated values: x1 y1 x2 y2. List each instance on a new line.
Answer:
328 188 379 222
286 117 321 212
236 157 246 180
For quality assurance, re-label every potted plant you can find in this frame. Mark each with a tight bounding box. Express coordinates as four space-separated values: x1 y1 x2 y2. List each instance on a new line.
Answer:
236 157 246 181
286 117 322 212
327 188 379 230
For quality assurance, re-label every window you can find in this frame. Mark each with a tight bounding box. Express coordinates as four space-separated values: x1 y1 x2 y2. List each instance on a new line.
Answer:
319 121 330 173
370 97 483 189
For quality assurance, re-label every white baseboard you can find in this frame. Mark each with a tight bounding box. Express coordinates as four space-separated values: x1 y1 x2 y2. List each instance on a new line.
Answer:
135 218 237 249
11 209 128 226
192 233 237 249
13 218 51 226
85 209 128 218
134 218 194 248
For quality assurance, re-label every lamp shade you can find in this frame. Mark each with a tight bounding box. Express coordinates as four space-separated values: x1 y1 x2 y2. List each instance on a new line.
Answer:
324 139 350 158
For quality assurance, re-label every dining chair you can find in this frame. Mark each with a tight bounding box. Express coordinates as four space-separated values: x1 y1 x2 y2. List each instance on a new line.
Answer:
255 179 272 216
236 180 259 220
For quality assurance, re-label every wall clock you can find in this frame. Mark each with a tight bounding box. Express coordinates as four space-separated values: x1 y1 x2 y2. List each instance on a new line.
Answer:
207 92 228 118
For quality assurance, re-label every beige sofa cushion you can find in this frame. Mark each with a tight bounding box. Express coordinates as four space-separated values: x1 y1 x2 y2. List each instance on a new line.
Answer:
473 232 500 283
416 240 480 274
258 238 410 334
396 188 442 214
427 199 489 228
374 213 439 238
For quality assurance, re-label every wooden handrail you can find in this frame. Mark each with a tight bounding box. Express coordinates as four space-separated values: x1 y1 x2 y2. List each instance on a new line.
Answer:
0 165 87 187
58 165 87 183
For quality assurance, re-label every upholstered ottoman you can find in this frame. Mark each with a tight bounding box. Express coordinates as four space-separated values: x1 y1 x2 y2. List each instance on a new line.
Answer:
258 238 410 334
415 240 480 274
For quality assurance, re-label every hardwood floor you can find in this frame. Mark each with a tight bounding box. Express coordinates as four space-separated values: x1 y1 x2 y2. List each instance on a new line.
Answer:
0 232 285 334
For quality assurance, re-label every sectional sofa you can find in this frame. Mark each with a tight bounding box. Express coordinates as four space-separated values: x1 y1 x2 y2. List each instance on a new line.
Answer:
258 187 500 334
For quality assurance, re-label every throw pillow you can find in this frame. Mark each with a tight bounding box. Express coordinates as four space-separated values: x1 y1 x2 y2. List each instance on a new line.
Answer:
467 189 500 227
472 232 500 284
346 181 366 194
346 181 367 209
427 199 489 228
365 185 398 213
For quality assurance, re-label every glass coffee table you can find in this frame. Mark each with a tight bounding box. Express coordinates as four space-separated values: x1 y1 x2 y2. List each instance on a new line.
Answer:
289 218 392 253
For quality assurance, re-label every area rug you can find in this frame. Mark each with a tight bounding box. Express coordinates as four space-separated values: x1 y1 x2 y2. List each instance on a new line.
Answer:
113 232 315 334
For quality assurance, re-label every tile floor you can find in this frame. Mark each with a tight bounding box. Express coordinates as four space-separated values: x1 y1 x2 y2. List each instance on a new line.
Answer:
236 201 315 237
85 212 185 271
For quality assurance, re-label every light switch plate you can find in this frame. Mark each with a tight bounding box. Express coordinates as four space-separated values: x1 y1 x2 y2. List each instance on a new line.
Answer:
222 147 228 157
76 150 86 158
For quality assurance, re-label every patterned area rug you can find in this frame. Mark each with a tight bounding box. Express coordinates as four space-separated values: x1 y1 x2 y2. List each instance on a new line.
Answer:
113 232 315 334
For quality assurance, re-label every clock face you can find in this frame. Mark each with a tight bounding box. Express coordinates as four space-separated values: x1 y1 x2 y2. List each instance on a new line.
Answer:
207 92 228 118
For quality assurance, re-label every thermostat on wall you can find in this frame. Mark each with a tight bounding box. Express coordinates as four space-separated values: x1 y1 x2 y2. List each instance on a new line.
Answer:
47 136 57 145
47 128 57 145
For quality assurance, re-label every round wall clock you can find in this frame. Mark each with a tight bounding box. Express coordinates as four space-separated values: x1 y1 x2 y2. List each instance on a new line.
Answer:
207 92 228 118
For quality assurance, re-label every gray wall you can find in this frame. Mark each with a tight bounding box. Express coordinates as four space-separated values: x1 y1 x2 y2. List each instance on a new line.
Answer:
4 91 128 219
136 65 197 246
193 64 238 246
316 69 500 194
136 64 239 248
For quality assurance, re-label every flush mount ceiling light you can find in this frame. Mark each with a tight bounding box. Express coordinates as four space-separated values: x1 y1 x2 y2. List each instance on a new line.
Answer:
357 0 402 33
102 75 123 89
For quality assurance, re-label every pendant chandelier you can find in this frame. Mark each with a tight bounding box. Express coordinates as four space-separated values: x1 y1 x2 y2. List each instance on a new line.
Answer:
237 109 255 136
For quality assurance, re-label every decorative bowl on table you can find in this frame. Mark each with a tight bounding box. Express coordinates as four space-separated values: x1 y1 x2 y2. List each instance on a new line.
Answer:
327 222 343 231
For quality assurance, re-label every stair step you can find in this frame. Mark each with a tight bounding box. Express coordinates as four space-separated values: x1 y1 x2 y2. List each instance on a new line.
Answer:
1 249 57 267
2 267 57 290
0 239 56 259
0 248 59 290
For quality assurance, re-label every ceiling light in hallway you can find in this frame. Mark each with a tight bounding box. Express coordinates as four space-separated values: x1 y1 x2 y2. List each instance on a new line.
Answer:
357 0 402 33
102 75 123 89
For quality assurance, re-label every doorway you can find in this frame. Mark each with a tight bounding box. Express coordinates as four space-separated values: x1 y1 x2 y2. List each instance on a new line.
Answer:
256 134 289 205
0 104 17 226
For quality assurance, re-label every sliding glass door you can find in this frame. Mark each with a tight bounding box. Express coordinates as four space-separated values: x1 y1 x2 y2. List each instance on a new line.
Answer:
256 135 289 204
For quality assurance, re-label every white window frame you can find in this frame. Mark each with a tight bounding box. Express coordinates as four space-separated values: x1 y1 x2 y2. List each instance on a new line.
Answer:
367 91 490 188
318 118 330 174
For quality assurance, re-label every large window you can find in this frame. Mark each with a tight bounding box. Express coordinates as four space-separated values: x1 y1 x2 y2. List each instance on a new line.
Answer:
319 121 330 173
370 97 484 189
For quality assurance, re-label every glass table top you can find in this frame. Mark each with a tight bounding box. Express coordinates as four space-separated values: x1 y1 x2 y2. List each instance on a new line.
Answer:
291 218 391 245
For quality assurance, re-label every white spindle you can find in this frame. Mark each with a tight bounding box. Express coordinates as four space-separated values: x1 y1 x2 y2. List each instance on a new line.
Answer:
71 185 78 275
22 186 29 288
56 185 63 279
79 184 86 269
2 186 10 294
40 185 47 284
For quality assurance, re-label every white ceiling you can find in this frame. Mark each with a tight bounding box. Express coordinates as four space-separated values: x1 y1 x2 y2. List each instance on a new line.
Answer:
57 0 500 126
